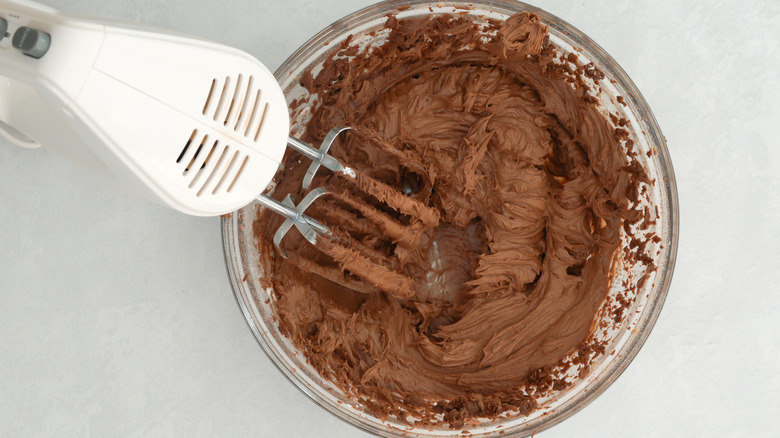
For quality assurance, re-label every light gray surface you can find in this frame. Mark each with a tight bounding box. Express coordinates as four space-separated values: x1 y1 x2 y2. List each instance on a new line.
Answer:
1 0 778 437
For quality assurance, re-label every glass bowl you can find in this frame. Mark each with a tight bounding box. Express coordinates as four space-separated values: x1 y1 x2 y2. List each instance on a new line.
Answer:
221 1 678 436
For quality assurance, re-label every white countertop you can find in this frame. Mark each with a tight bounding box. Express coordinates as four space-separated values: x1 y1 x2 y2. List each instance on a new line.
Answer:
1 0 778 436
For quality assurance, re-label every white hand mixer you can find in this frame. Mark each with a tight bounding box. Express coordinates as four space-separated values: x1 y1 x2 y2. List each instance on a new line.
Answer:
0 0 439 298
0 0 349 230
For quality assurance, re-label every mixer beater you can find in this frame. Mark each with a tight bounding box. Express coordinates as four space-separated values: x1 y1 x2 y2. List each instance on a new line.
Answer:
263 126 440 298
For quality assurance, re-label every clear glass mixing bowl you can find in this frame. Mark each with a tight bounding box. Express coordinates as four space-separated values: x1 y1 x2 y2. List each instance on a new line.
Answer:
221 1 678 436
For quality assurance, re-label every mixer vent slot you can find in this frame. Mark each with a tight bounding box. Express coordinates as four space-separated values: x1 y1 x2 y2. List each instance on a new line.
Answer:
177 129 198 164
202 80 216 115
179 131 211 175
188 139 219 187
195 144 230 196
212 150 241 194
201 75 269 140
228 156 250 193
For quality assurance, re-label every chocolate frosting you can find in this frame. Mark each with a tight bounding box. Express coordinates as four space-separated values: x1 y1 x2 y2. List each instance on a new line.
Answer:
254 12 648 428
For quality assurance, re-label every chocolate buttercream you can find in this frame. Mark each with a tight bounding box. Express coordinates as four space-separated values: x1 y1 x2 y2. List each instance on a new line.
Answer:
254 11 650 428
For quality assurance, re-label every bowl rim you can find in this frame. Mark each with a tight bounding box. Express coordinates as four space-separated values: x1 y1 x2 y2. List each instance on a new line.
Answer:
222 1 679 436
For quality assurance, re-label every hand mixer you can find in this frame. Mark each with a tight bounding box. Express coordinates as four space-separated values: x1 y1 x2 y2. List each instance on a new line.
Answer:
0 0 438 298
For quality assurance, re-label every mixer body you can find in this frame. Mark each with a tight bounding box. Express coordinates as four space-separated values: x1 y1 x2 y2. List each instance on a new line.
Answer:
0 0 289 216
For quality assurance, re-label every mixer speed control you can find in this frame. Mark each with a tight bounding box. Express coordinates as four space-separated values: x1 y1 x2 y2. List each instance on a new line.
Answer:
0 18 8 42
12 26 51 59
